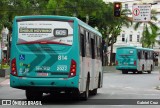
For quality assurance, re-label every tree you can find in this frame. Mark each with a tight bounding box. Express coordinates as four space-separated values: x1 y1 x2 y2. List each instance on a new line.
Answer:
0 0 49 32
46 0 65 15
96 2 132 65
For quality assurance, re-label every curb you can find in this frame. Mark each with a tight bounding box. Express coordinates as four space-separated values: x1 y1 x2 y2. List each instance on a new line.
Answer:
0 75 10 83
0 78 6 83
5 75 10 79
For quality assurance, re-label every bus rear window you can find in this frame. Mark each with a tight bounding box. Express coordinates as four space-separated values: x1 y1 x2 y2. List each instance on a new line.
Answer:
117 49 135 55
17 20 73 45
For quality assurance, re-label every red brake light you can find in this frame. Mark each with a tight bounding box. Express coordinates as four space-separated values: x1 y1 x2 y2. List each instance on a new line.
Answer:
116 61 118 65
11 58 17 76
69 59 76 77
134 60 136 65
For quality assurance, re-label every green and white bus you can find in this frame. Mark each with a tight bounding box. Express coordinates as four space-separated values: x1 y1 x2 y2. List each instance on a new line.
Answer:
116 46 155 74
10 15 103 100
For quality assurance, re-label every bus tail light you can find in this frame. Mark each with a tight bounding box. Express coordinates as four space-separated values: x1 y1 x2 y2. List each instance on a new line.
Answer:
11 58 18 76
69 59 76 77
134 60 136 65
116 61 118 65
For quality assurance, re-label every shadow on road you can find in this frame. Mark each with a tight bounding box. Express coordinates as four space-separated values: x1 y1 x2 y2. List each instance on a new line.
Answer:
17 93 102 105
41 93 82 105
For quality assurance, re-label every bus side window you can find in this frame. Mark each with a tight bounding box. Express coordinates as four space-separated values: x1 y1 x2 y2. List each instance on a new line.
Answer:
91 38 95 59
94 35 97 58
142 50 145 59
96 36 100 59
145 51 148 60
97 37 100 59
100 38 103 60
148 51 150 59
138 50 141 59
85 30 91 57
151 51 153 59
80 34 85 57
88 32 90 43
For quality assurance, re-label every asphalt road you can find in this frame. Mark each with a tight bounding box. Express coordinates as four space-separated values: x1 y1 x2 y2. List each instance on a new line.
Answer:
0 70 160 108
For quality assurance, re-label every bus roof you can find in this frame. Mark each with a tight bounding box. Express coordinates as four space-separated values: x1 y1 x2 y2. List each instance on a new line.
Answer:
14 15 102 37
117 46 154 51
76 18 102 37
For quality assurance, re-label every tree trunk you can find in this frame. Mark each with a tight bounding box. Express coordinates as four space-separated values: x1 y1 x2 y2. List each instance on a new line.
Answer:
110 35 114 66
105 33 109 66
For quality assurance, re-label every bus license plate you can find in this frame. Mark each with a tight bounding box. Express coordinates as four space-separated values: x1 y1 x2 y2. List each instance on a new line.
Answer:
37 73 48 76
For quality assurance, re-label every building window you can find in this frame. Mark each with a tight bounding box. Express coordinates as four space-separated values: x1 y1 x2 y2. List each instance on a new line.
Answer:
122 34 125 42
130 35 132 42
137 35 140 42
125 4 128 9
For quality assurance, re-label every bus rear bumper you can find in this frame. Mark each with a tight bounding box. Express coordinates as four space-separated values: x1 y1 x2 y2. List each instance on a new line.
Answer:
10 74 79 91
116 66 137 70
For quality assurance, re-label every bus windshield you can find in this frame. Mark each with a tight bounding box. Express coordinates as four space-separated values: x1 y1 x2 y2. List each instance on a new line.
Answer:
17 20 73 45
117 48 135 57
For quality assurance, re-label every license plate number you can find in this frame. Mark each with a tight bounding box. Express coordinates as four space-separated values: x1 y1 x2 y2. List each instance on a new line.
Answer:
37 73 48 76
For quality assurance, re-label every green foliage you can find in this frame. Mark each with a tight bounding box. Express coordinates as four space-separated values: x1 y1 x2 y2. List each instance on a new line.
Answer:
0 0 132 47
96 2 132 46
0 64 10 69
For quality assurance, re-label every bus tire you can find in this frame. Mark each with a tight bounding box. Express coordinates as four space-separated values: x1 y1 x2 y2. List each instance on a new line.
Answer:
133 71 136 74
142 65 144 73
98 73 101 88
81 76 90 101
148 65 152 74
90 89 97 95
122 70 128 74
26 90 43 100
90 73 100 95
138 71 142 74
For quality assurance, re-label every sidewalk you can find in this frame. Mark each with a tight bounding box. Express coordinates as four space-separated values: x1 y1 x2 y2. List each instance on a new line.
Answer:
0 77 6 83
0 75 10 83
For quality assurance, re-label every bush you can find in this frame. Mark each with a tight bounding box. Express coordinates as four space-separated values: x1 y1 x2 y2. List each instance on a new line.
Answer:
0 64 10 69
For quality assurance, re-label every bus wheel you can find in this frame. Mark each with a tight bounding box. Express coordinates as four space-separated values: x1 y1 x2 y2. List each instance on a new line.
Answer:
148 66 152 74
133 71 136 74
81 77 90 101
26 90 43 100
122 70 128 74
98 73 101 88
90 73 100 95
90 89 97 95
142 65 144 73
138 71 142 74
